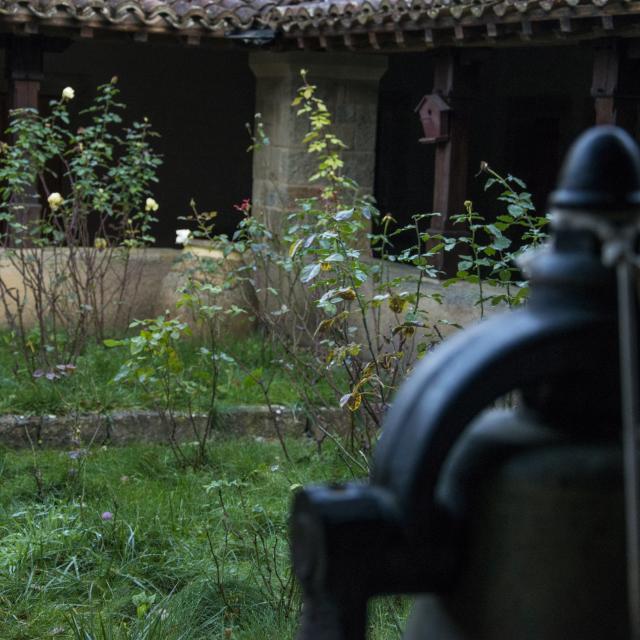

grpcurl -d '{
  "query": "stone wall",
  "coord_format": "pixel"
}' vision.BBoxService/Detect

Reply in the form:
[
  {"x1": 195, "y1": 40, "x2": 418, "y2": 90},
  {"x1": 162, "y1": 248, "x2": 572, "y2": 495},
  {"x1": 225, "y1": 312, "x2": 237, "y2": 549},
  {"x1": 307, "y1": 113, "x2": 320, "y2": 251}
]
[
  {"x1": 0, "y1": 243, "x2": 492, "y2": 338},
  {"x1": 0, "y1": 407, "x2": 348, "y2": 448},
  {"x1": 250, "y1": 52, "x2": 387, "y2": 238},
  {"x1": 0, "y1": 246, "x2": 254, "y2": 336}
]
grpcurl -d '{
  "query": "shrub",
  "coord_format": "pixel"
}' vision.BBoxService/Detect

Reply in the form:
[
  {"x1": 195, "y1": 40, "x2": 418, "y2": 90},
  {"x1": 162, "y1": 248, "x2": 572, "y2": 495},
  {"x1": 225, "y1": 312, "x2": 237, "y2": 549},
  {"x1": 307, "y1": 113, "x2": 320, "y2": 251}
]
[
  {"x1": 112, "y1": 70, "x2": 547, "y2": 466},
  {"x1": 216, "y1": 71, "x2": 548, "y2": 457},
  {"x1": 0, "y1": 78, "x2": 161, "y2": 372}
]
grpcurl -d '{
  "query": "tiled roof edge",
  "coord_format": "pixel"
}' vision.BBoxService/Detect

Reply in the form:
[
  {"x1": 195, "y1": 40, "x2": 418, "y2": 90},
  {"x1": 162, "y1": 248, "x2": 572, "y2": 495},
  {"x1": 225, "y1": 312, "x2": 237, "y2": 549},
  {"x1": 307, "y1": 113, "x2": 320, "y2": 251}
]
[{"x1": 0, "y1": 0, "x2": 635, "y2": 37}]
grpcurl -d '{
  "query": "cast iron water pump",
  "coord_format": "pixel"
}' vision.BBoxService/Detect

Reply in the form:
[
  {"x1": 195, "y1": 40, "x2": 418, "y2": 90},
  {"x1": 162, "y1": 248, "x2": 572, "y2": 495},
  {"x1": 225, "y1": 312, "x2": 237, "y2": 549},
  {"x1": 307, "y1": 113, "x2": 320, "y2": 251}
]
[{"x1": 290, "y1": 126, "x2": 640, "y2": 640}]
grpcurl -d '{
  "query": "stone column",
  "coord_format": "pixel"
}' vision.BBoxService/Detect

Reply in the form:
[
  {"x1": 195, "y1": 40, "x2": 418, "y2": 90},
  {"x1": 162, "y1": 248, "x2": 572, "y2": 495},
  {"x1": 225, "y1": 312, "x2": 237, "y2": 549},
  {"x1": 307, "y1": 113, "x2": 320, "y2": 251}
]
[{"x1": 249, "y1": 52, "x2": 387, "y2": 238}]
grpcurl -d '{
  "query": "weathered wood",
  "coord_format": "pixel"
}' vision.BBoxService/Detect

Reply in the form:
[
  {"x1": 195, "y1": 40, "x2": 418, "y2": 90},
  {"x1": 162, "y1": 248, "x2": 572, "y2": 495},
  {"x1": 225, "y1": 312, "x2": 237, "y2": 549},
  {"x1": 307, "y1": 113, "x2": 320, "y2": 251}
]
[
  {"x1": 11, "y1": 79, "x2": 39, "y2": 110},
  {"x1": 6, "y1": 36, "x2": 44, "y2": 242},
  {"x1": 602, "y1": 15, "x2": 615, "y2": 30},
  {"x1": 427, "y1": 50, "x2": 473, "y2": 274},
  {"x1": 520, "y1": 19, "x2": 533, "y2": 39},
  {"x1": 559, "y1": 15, "x2": 572, "y2": 33},
  {"x1": 592, "y1": 41, "x2": 619, "y2": 124},
  {"x1": 591, "y1": 40, "x2": 639, "y2": 132},
  {"x1": 424, "y1": 28, "x2": 434, "y2": 46}
]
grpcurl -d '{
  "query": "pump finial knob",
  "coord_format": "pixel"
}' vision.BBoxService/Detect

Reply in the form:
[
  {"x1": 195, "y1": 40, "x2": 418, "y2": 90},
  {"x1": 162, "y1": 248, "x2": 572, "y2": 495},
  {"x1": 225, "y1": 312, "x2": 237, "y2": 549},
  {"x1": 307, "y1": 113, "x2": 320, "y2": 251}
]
[{"x1": 549, "y1": 125, "x2": 640, "y2": 218}]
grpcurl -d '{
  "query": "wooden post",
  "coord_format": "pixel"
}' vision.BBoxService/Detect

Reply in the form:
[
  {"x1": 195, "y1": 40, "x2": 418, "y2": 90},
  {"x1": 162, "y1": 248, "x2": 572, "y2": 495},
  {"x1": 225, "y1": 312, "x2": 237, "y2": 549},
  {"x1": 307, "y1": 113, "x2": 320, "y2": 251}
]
[
  {"x1": 591, "y1": 40, "x2": 639, "y2": 133},
  {"x1": 7, "y1": 36, "x2": 43, "y2": 109},
  {"x1": 592, "y1": 42, "x2": 619, "y2": 125},
  {"x1": 5, "y1": 36, "x2": 44, "y2": 240},
  {"x1": 426, "y1": 50, "x2": 473, "y2": 274}
]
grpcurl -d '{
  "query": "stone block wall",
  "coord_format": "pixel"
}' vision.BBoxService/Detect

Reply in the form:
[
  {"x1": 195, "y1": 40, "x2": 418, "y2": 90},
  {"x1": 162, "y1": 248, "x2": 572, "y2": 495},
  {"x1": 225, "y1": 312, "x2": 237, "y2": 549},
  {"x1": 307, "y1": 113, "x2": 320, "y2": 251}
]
[
  {"x1": 0, "y1": 247, "x2": 255, "y2": 337},
  {"x1": 249, "y1": 52, "x2": 388, "y2": 239}
]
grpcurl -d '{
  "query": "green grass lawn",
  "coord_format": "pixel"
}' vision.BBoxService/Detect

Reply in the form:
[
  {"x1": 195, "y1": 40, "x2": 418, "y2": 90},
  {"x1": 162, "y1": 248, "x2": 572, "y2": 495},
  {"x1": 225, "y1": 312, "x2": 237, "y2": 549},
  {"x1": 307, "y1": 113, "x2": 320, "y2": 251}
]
[
  {"x1": 0, "y1": 438, "x2": 407, "y2": 640},
  {"x1": 0, "y1": 335, "x2": 338, "y2": 416}
]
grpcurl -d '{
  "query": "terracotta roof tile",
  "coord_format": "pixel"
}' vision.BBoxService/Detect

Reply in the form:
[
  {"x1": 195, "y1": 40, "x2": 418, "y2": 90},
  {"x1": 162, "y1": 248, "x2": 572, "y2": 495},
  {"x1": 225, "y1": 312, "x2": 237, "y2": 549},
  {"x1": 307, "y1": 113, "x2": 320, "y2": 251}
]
[
  {"x1": 266, "y1": 0, "x2": 640, "y2": 32},
  {"x1": 0, "y1": 0, "x2": 636, "y2": 37}
]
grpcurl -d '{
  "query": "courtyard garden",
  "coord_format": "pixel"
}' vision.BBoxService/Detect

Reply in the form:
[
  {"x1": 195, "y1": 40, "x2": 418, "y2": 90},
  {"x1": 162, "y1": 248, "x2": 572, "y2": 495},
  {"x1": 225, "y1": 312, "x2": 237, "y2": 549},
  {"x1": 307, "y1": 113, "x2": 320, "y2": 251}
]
[
  {"x1": 0, "y1": 334, "x2": 333, "y2": 417},
  {"x1": 0, "y1": 438, "x2": 411, "y2": 639},
  {"x1": 0, "y1": 71, "x2": 547, "y2": 638}
]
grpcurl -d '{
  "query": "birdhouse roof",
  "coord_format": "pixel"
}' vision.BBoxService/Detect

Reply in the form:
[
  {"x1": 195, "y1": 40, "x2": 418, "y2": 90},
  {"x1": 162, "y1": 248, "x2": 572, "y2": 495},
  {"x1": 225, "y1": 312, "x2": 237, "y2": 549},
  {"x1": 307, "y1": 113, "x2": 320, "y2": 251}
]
[{"x1": 416, "y1": 94, "x2": 452, "y2": 115}]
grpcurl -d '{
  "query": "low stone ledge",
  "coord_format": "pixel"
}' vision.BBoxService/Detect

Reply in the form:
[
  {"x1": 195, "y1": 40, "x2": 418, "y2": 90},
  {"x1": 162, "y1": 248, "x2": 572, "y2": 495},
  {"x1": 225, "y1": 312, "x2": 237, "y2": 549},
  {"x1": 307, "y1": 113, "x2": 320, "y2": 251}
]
[{"x1": 0, "y1": 406, "x2": 349, "y2": 448}]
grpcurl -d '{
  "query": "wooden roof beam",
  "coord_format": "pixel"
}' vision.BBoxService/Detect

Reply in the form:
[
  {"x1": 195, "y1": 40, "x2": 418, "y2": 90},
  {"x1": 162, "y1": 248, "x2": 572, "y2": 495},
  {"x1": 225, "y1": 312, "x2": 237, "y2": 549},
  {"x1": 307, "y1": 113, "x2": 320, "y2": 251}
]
[
  {"x1": 559, "y1": 15, "x2": 572, "y2": 33},
  {"x1": 343, "y1": 32, "x2": 355, "y2": 50},
  {"x1": 424, "y1": 27, "x2": 434, "y2": 46},
  {"x1": 601, "y1": 15, "x2": 614, "y2": 31}
]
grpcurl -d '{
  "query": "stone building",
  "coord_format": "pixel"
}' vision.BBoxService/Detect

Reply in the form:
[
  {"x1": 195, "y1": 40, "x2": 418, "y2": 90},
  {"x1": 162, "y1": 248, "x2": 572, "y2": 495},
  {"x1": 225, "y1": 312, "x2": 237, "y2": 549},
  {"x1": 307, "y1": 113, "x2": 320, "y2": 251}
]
[{"x1": 0, "y1": 0, "x2": 637, "y2": 250}]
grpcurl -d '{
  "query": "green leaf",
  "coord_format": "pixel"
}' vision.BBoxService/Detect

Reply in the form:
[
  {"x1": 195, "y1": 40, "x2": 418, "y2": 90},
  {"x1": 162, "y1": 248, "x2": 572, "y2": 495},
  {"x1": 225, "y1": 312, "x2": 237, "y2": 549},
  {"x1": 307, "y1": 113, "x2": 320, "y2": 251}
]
[
  {"x1": 243, "y1": 368, "x2": 263, "y2": 388},
  {"x1": 507, "y1": 175, "x2": 527, "y2": 189},
  {"x1": 103, "y1": 339, "x2": 124, "y2": 348},
  {"x1": 491, "y1": 236, "x2": 511, "y2": 250},
  {"x1": 334, "y1": 209, "x2": 354, "y2": 221},
  {"x1": 508, "y1": 204, "x2": 524, "y2": 218},
  {"x1": 354, "y1": 269, "x2": 367, "y2": 284},
  {"x1": 289, "y1": 238, "x2": 303, "y2": 257},
  {"x1": 301, "y1": 262, "x2": 321, "y2": 283}
]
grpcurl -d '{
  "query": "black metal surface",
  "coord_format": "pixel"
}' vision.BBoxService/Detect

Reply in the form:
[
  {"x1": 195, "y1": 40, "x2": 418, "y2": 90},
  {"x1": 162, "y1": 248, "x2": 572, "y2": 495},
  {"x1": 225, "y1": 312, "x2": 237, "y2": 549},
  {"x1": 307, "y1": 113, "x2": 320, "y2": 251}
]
[
  {"x1": 290, "y1": 126, "x2": 640, "y2": 640},
  {"x1": 550, "y1": 125, "x2": 640, "y2": 214}
]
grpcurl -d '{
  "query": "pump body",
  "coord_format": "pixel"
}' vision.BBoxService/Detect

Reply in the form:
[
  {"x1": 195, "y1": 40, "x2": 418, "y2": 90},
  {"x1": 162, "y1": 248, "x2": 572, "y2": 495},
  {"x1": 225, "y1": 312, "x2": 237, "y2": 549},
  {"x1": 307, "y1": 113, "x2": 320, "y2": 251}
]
[{"x1": 290, "y1": 126, "x2": 640, "y2": 640}]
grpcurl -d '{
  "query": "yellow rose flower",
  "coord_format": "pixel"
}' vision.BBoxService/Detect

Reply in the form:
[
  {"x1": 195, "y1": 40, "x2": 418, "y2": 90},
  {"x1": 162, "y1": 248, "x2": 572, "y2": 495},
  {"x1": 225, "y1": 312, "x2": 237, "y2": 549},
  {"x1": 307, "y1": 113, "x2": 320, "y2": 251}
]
[{"x1": 48, "y1": 192, "x2": 63, "y2": 211}]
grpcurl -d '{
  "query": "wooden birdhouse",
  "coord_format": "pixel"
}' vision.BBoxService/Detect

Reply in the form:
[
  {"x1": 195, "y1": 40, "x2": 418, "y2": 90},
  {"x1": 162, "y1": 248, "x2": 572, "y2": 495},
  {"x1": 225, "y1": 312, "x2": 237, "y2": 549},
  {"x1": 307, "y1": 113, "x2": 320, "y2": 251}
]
[{"x1": 416, "y1": 93, "x2": 452, "y2": 144}]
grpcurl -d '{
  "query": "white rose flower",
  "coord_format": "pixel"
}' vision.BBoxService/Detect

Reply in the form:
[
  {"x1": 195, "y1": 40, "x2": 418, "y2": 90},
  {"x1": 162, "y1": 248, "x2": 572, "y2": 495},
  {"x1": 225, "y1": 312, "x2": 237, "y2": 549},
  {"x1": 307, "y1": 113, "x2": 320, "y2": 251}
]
[
  {"x1": 145, "y1": 197, "x2": 159, "y2": 212},
  {"x1": 48, "y1": 192, "x2": 64, "y2": 211},
  {"x1": 175, "y1": 229, "x2": 191, "y2": 246},
  {"x1": 61, "y1": 87, "x2": 75, "y2": 100}
]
